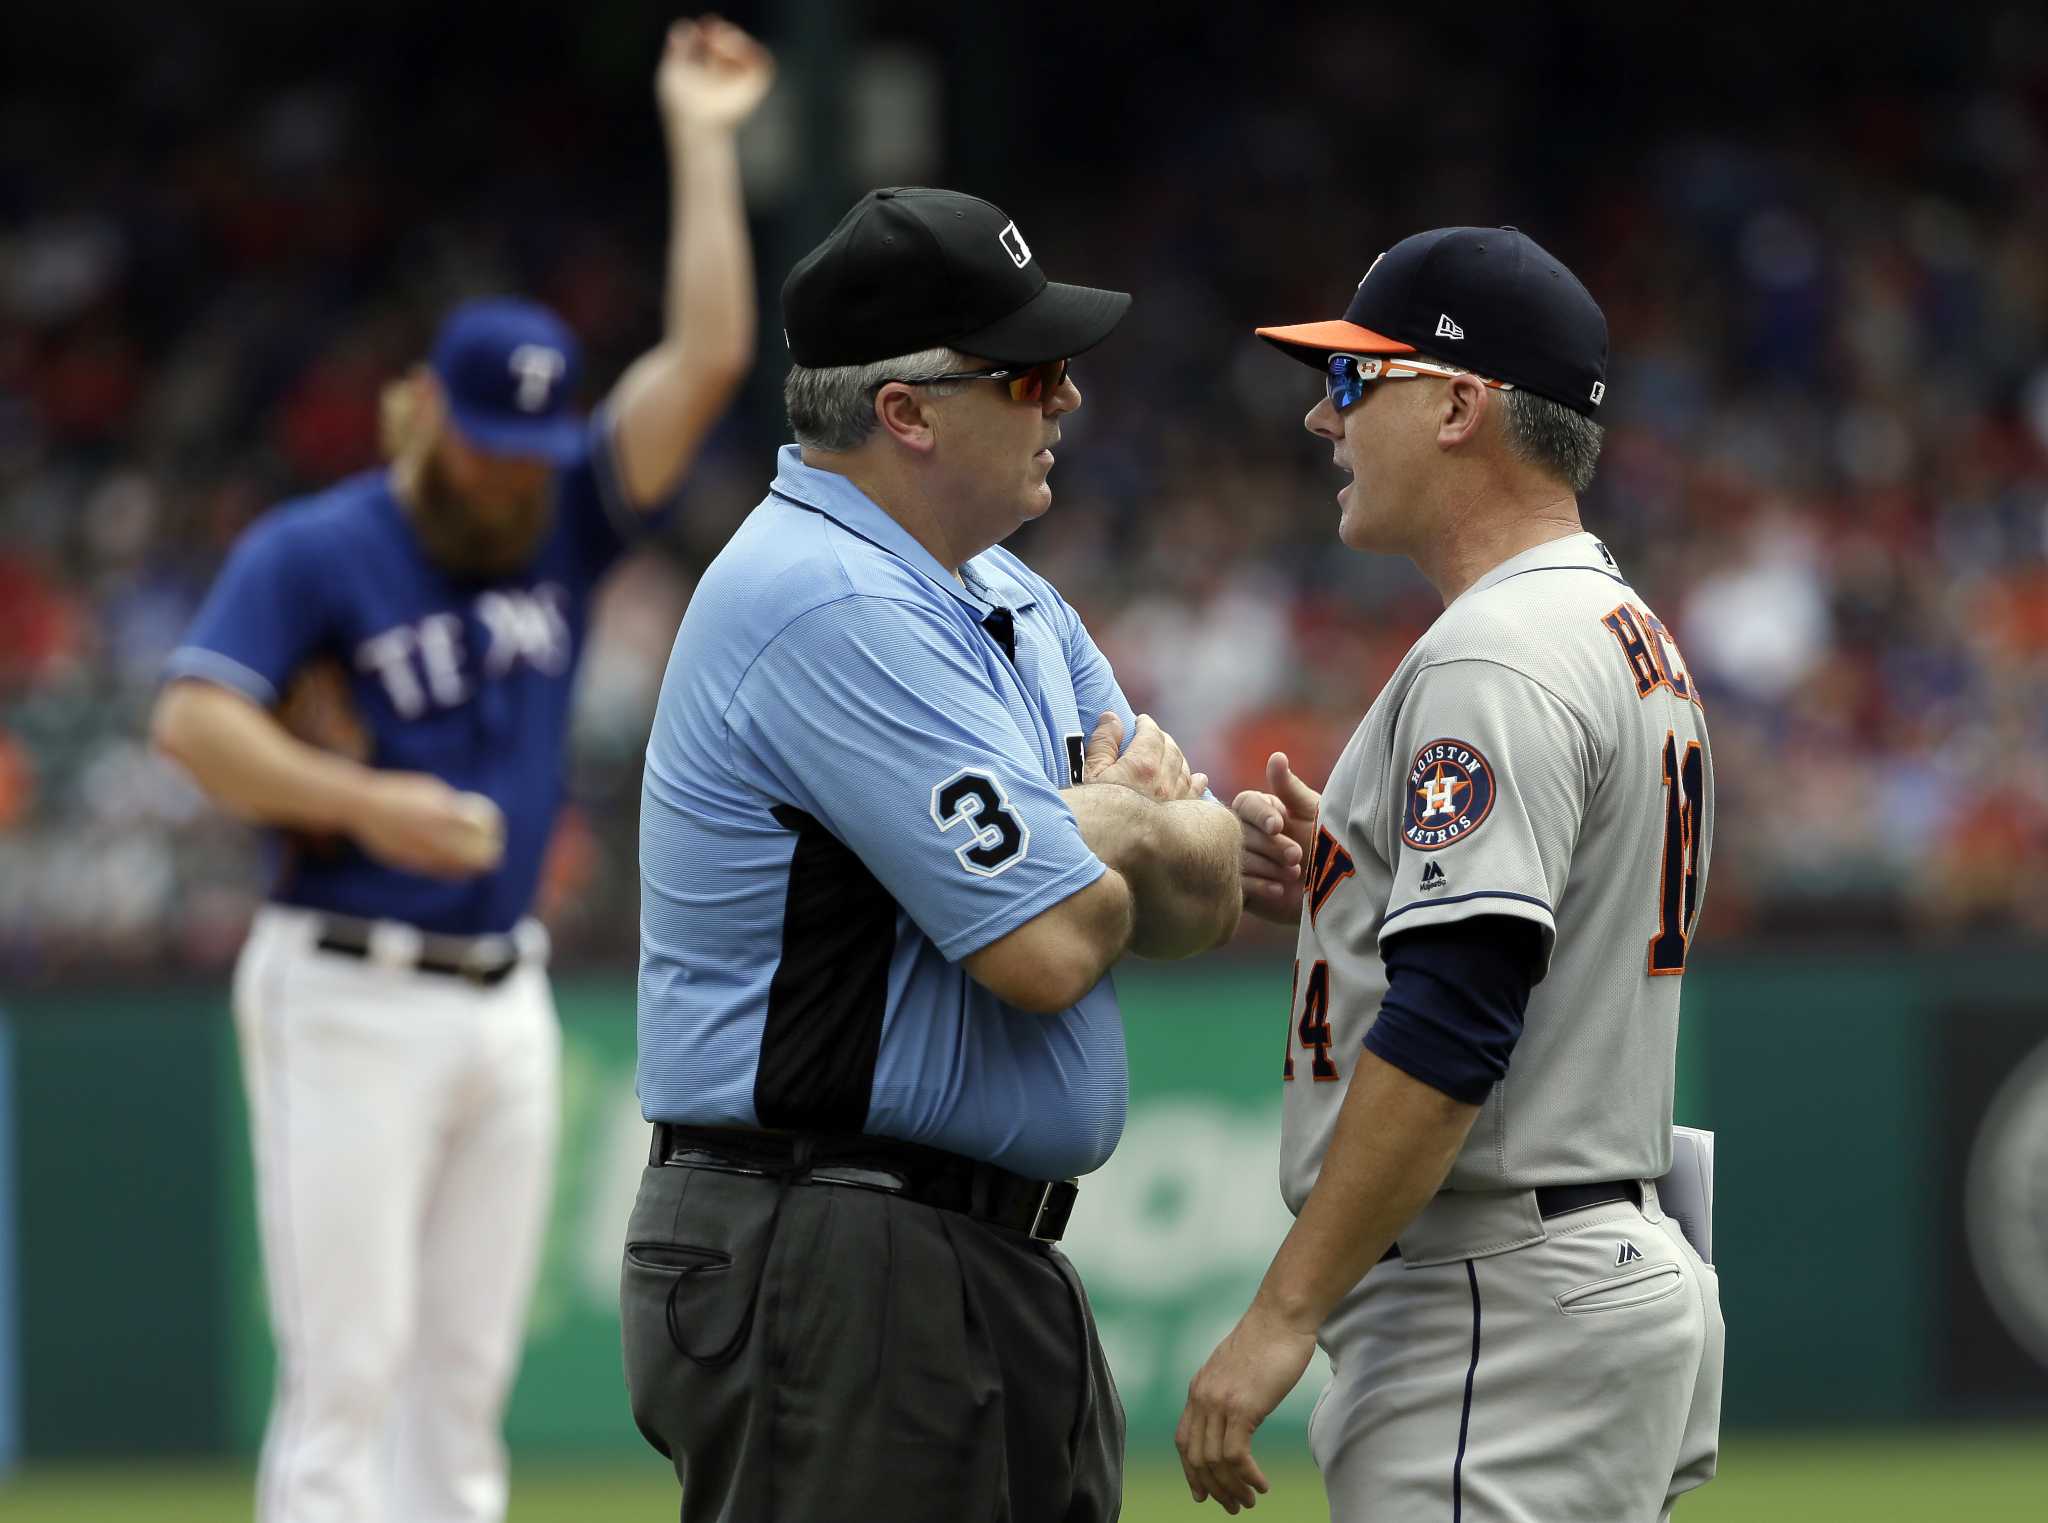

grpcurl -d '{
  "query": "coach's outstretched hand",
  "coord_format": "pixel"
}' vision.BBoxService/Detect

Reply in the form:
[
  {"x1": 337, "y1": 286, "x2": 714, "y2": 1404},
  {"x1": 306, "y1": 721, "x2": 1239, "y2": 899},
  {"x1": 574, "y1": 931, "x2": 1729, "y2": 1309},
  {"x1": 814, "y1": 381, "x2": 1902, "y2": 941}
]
[
  {"x1": 1235, "y1": 751, "x2": 1320, "y2": 924},
  {"x1": 658, "y1": 14, "x2": 775, "y2": 131},
  {"x1": 1176, "y1": 1304, "x2": 1318, "y2": 1513}
]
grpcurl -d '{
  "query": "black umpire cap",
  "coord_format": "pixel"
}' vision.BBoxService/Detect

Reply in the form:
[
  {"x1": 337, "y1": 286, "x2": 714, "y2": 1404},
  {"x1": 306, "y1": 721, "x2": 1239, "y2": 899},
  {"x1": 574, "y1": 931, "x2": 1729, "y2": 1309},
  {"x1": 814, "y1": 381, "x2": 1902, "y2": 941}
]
[
  {"x1": 1257, "y1": 226, "x2": 1610, "y2": 417},
  {"x1": 782, "y1": 188, "x2": 1131, "y2": 369}
]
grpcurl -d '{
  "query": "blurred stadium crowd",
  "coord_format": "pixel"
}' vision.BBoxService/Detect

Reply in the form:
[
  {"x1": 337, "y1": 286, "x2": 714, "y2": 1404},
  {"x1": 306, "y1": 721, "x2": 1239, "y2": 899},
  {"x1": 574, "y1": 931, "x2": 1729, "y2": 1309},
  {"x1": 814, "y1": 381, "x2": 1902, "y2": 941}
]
[{"x1": 3, "y1": 6, "x2": 2046, "y2": 975}]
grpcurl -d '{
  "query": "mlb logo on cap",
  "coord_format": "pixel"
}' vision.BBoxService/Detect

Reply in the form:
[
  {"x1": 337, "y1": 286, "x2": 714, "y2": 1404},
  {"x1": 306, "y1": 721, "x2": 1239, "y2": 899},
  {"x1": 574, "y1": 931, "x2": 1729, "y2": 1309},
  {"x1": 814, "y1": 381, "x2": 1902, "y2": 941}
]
[
  {"x1": 429, "y1": 298, "x2": 586, "y2": 462},
  {"x1": 781, "y1": 187, "x2": 1130, "y2": 369}
]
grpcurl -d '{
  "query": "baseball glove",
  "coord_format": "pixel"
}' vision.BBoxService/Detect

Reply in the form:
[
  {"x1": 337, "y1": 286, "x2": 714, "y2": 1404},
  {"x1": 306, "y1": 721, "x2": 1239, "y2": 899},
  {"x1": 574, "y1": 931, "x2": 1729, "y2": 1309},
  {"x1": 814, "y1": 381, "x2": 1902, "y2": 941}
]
[{"x1": 275, "y1": 655, "x2": 372, "y2": 763}]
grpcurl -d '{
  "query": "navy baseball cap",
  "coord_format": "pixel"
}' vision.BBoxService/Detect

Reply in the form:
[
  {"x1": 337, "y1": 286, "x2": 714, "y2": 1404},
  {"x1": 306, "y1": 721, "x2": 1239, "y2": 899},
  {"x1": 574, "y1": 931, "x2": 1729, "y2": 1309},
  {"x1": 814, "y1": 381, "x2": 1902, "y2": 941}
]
[
  {"x1": 1257, "y1": 227, "x2": 1610, "y2": 417},
  {"x1": 782, "y1": 187, "x2": 1130, "y2": 368},
  {"x1": 428, "y1": 298, "x2": 585, "y2": 461}
]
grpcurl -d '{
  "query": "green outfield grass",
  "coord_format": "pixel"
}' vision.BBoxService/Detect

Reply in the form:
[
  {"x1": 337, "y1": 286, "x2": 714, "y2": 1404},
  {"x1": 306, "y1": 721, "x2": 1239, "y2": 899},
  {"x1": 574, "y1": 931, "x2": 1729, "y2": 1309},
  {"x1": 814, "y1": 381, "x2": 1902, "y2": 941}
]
[{"x1": 5, "y1": 1426, "x2": 2047, "y2": 1520}]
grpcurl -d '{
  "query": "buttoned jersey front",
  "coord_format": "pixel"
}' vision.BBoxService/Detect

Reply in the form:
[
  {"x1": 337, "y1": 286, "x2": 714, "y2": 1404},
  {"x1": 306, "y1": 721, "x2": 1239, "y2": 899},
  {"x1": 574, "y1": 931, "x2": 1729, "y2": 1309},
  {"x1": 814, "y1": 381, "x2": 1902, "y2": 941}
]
[{"x1": 637, "y1": 446, "x2": 1140, "y2": 1180}]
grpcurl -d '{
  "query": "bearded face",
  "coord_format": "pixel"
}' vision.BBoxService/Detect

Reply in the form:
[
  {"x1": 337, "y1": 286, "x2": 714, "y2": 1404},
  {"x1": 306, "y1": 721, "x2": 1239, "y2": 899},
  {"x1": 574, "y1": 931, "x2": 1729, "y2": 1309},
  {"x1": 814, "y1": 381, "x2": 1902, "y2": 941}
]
[{"x1": 407, "y1": 430, "x2": 559, "y2": 580}]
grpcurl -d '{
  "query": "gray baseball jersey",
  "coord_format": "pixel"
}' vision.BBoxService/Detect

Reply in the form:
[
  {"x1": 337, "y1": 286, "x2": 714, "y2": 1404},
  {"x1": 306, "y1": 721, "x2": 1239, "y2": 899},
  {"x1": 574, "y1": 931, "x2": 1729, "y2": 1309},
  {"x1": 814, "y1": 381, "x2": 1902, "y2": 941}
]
[{"x1": 1280, "y1": 531, "x2": 1713, "y2": 1212}]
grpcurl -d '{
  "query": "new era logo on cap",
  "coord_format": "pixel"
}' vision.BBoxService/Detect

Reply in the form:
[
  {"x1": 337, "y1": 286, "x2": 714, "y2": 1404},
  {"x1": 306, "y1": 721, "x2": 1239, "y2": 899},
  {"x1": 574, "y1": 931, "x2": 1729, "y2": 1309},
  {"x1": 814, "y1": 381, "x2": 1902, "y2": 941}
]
[
  {"x1": 1436, "y1": 313, "x2": 1465, "y2": 341},
  {"x1": 998, "y1": 220, "x2": 1032, "y2": 269}
]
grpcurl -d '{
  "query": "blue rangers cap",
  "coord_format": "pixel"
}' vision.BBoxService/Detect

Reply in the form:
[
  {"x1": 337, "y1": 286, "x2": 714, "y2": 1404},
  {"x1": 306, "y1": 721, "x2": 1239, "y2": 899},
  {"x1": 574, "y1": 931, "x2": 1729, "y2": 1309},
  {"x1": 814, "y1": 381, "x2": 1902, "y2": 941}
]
[{"x1": 428, "y1": 297, "x2": 585, "y2": 461}]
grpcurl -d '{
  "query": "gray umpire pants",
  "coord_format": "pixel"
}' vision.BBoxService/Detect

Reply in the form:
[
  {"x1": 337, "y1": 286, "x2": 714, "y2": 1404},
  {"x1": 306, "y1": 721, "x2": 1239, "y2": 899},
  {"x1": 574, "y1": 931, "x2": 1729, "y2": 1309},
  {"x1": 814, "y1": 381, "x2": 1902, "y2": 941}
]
[{"x1": 620, "y1": 1156, "x2": 1124, "y2": 1523}]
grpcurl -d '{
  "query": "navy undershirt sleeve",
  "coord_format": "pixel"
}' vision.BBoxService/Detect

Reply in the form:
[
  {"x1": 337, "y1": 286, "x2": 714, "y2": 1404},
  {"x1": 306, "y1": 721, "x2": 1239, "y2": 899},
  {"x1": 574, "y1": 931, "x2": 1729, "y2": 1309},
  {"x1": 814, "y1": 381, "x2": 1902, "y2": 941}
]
[{"x1": 1363, "y1": 916, "x2": 1543, "y2": 1105}]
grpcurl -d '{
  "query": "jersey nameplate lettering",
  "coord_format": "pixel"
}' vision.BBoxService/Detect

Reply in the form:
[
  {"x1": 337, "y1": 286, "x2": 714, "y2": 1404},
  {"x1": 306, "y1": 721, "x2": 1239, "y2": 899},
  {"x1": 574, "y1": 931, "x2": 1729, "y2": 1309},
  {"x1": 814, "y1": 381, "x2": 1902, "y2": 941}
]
[{"x1": 1601, "y1": 602, "x2": 1697, "y2": 704}]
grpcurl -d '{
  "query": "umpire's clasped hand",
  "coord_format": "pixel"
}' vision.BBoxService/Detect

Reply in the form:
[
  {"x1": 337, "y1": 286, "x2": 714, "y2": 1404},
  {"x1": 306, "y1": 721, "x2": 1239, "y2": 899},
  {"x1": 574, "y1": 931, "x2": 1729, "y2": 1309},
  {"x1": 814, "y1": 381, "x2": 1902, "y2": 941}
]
[{"x1": 1081, "y1": 710, "x2": 1207, "y2": 802}]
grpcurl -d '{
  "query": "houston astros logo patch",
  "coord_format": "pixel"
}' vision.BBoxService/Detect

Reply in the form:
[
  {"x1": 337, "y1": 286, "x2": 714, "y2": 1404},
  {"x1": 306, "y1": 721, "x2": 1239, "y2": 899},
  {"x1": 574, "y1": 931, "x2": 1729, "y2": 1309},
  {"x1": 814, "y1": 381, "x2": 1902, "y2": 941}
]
[{"x1": 1404, "y1": 738, "x2": 1496, "y2": 851}]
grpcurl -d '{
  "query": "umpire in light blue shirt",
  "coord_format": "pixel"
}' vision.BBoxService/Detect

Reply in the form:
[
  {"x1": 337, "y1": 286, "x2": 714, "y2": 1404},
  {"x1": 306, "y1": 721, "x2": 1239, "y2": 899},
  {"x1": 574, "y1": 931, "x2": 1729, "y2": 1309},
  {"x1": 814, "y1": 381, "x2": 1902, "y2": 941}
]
[{"x1": 625, "y1": 188, "x2": 1247, "y2": 1523}]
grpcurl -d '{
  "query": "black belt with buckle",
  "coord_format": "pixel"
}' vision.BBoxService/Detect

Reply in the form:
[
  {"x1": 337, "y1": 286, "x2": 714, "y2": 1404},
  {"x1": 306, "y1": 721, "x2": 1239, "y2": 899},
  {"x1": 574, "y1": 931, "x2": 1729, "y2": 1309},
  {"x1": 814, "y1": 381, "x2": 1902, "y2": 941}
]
[
  {"x1": 310, "y1": 914, "x2": 522, "y2": 986},
  {"x1": 1378, "y1": 1179, "x2": 1643, "y2": 1264},
  {"x1": 651, "y1": 1122, "x2": 1079, "y2": 1245}
]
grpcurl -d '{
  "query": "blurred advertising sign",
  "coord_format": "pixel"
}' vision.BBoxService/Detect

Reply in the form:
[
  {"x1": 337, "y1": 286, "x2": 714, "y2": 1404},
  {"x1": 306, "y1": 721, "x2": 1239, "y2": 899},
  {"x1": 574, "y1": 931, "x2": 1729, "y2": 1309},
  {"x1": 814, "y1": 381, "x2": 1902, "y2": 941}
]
[
  {"x1": 0, "y1": 1016, "x2": 18, "y2": 1476},
  {"x1": 1950, "y1": 1006, "x2": 2048, "y2": 1398}
]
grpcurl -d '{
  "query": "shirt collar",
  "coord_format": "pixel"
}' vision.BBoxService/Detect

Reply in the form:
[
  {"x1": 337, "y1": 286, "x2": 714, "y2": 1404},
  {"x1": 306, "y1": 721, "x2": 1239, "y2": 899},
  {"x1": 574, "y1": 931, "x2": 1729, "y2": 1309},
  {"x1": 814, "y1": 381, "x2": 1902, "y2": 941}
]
[
  {"x1": 960, "y1": 553, "x2": 1040, "y2": 614},
  {"x1": 1460, "y1": 530, "x2": 1625, "y2": 601},
  {"x1": 768, "y1": 444, "x2": 1039, "y2": 614}
]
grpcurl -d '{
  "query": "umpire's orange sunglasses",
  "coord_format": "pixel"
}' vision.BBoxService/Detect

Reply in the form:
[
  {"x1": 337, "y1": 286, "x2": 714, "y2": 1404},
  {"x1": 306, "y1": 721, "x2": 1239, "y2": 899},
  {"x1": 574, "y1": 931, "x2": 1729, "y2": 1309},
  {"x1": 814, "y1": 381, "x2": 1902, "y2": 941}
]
[{"x1": 890, "y1": 358, "x2": 1071, "y2": 404}]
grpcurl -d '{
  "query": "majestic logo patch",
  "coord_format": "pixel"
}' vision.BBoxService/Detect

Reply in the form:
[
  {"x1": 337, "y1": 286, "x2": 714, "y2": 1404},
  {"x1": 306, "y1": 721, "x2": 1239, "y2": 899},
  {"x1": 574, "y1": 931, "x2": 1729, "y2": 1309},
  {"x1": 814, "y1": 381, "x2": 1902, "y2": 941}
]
[
  {"x1": 1420, "y1": 861, "x2": 1449, "y2": 893},
  {"x1": 1403, "y1": 738, "x2": 1496, "y2": 852},
  {"x1": 1617, "y1": 1241, "x2": 1644, "y2": 1266}
]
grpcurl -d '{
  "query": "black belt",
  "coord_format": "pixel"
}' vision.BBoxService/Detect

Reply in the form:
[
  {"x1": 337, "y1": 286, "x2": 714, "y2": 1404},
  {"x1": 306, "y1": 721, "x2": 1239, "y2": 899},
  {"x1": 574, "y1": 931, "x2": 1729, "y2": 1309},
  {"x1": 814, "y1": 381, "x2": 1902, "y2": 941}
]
[
  {"x1": 1377, "y1": 1180, "x2": 1643, "y2": 1264},
  {"x1": 311, "y1": 914, "x2": 522, "y2": 986},
  {"x1": 651, "y1": 1123, "x2": 1079, "y2": 1245}
]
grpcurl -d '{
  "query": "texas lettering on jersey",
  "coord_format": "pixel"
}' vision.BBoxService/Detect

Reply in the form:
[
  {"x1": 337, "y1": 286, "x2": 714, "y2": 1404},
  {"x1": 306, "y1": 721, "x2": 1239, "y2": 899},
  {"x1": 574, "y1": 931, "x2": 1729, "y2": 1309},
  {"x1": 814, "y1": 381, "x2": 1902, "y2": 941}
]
[{"x1": 355, "y1": 584, "x2": 572, "y2": 718}]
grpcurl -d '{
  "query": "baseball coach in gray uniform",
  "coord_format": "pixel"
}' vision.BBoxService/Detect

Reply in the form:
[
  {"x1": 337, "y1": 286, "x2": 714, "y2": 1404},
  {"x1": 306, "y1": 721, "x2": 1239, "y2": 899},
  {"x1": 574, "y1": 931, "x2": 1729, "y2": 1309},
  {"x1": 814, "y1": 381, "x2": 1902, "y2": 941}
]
[
  {"x1": 624, "y1": 187, "x2": 1245, "y2": 1522},
  {"x1": 1176, "y1": 228, "x2": 1724, "y2": 1520}
]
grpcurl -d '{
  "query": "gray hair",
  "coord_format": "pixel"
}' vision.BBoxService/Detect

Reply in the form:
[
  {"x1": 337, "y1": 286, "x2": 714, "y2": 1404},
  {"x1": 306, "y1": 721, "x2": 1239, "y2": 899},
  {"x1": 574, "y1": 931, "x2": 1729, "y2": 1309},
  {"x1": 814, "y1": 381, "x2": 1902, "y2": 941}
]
[
  {"x1": 784, "y1": 345, "x2": 972, "y2": 453},
  {"x1": 1498, "y1": 387, "x2": 1605, "y2": 494}
]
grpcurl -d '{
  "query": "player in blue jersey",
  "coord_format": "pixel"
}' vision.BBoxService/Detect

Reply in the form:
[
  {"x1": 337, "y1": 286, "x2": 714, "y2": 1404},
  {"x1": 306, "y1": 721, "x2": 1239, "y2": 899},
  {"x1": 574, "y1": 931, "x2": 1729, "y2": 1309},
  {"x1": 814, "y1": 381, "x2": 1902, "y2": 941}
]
[
  {"x1": 623, "y1": 187, "x2": 1251, "y2": 1523},
  {"x1": 148, "y1": 20, "x2": 773, "y2": 1523}
]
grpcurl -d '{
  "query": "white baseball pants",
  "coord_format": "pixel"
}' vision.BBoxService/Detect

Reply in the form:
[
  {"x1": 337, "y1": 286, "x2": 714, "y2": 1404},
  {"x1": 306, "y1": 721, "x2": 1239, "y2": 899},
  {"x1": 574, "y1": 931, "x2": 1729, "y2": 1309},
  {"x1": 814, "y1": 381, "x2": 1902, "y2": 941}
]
[{"x1": 232, "y1": 906, "x2": 560, "y2": 1523}]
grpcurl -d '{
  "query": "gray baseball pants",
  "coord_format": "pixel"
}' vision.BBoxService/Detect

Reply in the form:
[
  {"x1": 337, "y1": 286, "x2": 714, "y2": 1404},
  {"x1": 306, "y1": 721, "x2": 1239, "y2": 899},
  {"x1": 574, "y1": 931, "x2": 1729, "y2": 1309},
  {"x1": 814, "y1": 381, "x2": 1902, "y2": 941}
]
[{"x1": 1310, "y1": 1180, "x2": 1723, "y2": 1522}]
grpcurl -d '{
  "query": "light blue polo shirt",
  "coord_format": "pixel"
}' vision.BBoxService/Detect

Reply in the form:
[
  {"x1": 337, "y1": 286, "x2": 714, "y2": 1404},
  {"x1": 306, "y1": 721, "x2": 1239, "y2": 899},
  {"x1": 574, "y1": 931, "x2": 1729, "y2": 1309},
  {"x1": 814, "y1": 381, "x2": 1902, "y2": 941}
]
[{"x1": 636, "y1": 446, "x2": 1140, "y2": 1180}]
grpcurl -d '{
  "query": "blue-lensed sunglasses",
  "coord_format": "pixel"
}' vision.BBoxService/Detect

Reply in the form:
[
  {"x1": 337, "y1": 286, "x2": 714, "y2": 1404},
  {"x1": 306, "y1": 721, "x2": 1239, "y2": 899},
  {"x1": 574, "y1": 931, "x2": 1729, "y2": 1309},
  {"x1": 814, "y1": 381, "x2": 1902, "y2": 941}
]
[{"x1": 1324, "y1": 352, "x2": 1514, "y2": 410}]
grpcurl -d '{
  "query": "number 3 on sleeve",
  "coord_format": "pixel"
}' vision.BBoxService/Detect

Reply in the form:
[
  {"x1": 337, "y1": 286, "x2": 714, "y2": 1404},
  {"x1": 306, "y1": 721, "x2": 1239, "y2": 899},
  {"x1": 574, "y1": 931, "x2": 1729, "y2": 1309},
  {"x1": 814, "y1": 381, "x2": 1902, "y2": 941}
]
[{"x1": 931, "y1": 768, "x2": 1030, "y2": 878}]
